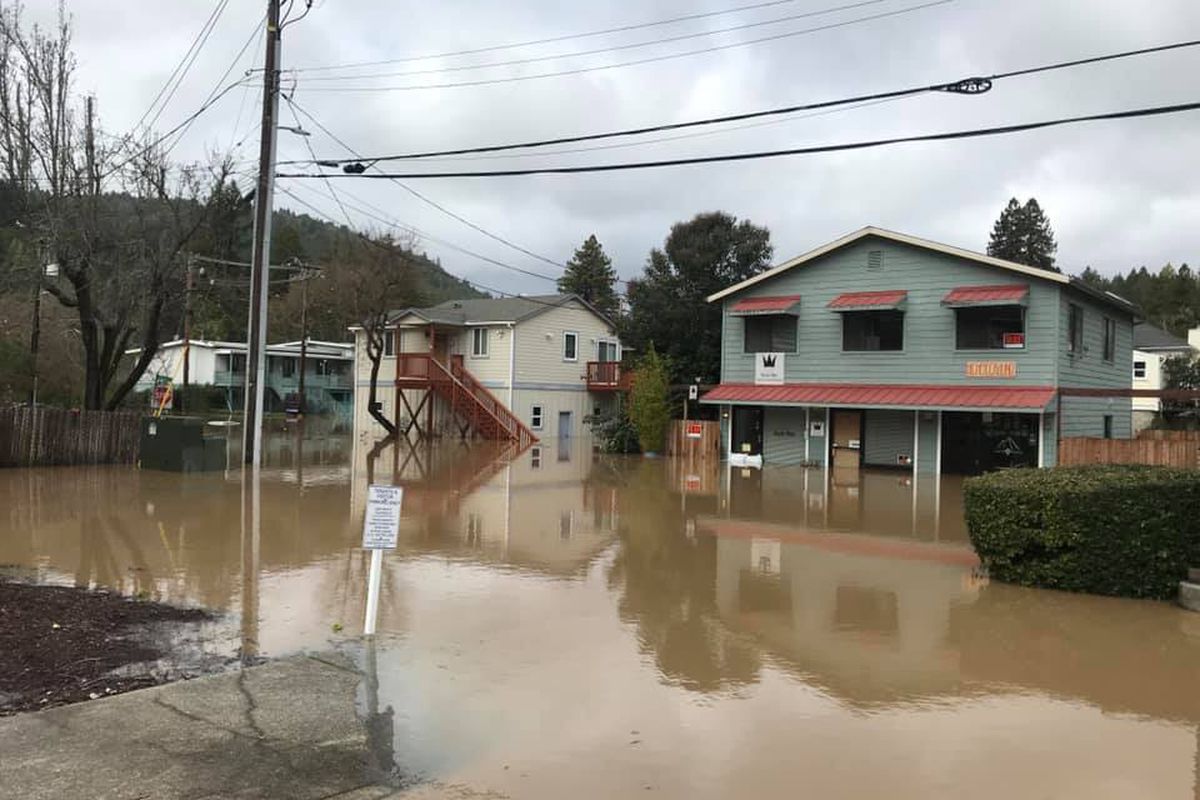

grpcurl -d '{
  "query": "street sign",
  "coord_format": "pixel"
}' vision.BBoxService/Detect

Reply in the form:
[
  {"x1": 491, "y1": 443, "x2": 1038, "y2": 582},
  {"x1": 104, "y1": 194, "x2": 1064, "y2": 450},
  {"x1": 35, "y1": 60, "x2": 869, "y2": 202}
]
[
  {"x1": 688, "y1": 384, "x2": 699, "y2": 400},
  {"x1": 362, "y1": 486, "x2": 403, "y2": 550},
  {"x1": 362, "y1": 485, "x2": 403, "y2": 637}
]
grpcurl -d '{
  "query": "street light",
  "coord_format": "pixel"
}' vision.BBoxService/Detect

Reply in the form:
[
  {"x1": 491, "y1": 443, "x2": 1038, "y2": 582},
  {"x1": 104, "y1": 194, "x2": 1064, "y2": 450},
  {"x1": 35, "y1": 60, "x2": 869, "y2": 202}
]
[{"x1": 277, "y1": 125, "x2": 310, "y2": 137}]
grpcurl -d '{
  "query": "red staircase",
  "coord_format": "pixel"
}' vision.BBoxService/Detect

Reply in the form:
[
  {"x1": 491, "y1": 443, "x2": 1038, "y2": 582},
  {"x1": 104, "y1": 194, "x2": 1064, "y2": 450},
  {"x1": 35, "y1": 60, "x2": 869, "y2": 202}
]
[{"x1": 395, "y1": 354, "x2": 538, "y2": 447}]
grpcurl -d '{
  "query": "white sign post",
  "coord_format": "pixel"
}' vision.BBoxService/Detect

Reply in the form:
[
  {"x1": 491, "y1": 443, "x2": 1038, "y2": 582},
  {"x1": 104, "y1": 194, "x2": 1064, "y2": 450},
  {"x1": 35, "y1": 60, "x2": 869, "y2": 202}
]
[{"x1": 362, "y1": 485, "x2": 403, "y2": 637}]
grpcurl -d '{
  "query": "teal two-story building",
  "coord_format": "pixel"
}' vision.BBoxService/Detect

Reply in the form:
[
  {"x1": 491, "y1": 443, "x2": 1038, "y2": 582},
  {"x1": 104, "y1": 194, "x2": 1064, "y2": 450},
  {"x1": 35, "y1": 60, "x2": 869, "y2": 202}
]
[{"x1": 701, "y1": 227, "x2": 1137, "y2": 474}]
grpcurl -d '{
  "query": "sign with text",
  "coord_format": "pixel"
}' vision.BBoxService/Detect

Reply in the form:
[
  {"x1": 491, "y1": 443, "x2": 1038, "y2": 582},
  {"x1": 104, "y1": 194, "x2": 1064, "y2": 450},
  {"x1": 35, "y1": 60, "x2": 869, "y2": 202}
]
[
  {"x1": 362, "y1": 486, "x2": 403, "y2": 550},
  {"x1": 685, "y1": 422, "x2": 704, "y2": 439},
  {"x1": 754, "y1": 352, "x2": 785, "y2": 385},
  {"x1": 966, "y1": 361, "x2": 1017, "y2": 379},
  {"x1": 1002, "y1": 332, "x2": 1025, "y2": 349}
]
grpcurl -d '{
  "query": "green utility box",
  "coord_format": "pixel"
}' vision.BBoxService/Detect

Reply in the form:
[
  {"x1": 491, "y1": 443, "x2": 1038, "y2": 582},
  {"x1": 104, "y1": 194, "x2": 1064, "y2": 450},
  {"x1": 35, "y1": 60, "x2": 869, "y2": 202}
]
[{"x1": 140, "y1": 416, "x2": 227, "y2": 472}]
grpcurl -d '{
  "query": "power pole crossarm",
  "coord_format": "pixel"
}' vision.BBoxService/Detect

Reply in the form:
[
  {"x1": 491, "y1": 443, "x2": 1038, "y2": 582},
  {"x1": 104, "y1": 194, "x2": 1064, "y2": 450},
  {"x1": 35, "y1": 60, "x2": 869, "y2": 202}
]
[{"x1": 243, "y1": 1, "x2": 282, "y2": 466}]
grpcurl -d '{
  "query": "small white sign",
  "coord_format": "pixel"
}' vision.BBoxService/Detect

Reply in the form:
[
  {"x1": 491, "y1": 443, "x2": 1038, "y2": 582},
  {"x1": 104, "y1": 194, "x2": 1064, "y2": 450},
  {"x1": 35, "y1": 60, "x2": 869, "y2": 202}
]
[
  {"x1": 754, "y1": 352, "x2": 785, "y2": 385},
  {"x1": 362, "y1": 485, "x2": 403, "y2": 550},
  {"x1": 809, "y1": 420, "x2": 825, "y2": 437},
  {"x1": 688, "y1": 384, "x2": 699, "y2": 400}
]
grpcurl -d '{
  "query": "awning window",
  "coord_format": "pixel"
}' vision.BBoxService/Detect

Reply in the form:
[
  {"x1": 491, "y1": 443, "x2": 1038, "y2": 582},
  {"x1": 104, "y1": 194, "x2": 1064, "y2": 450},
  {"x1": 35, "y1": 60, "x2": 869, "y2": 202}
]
[
  {"x1": 941, "y1": 284, "x2": 1029, "y2": 307},
  {"x1": 827, "y1": 290, "x2": 907, "y2": 311},
  {"x1": 729, "y1": 294, "x2": 802, "y2": 316}
]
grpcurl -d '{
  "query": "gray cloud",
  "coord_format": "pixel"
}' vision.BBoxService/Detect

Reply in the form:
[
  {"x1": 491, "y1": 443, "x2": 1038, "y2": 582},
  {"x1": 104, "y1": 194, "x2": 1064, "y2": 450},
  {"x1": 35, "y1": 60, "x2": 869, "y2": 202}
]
[{"x1": 29, "y1": 0, "x2": 1200, "y2": 293}]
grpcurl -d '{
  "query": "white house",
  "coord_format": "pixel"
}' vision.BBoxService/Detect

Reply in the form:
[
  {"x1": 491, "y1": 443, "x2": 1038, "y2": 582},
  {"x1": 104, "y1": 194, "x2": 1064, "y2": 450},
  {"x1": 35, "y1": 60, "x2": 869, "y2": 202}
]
[
  {"x1": 129, "y1": 338, "x2": 354, "y2": 414},
  {"x1": 1131, "y1": 323, "x2": 1199, "y2": 431},
  {"x1": 351, "y1": 294, "x2": 626, "y2": 446}
]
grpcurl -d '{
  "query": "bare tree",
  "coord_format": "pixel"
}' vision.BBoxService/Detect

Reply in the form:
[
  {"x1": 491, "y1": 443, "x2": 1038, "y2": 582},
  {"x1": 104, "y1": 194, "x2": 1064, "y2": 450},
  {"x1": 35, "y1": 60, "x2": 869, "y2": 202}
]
[
  {"x1": 334, "y1": 232, "x2": 422, "y2": 437},
  {"x1": 0, "y1": 3, "x2": 231, "y2": 409}
]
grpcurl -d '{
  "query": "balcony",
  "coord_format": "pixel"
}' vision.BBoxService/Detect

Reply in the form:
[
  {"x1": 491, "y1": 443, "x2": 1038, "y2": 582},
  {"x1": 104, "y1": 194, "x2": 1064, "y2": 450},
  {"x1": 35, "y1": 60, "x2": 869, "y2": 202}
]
[{"x1": 586, "y1": 361, "x2": 632, "y2": 392}]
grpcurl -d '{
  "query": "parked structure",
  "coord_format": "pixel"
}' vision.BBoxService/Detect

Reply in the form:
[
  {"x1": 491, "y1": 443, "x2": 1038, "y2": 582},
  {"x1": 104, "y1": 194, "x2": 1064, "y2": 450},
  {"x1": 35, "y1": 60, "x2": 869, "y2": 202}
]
[
  {"x1": 130, "y1": 339, "x2": 354, "y2": 415},
  {"x1": 352, "y1": 294, "x2": 626, "y2": 446},
  {"x1": 701, "y1": 227, "x2": 1138, "y2": 474},
  {"x1": 1131, "y1": 323, "x2": 1199, "y2": 431}
]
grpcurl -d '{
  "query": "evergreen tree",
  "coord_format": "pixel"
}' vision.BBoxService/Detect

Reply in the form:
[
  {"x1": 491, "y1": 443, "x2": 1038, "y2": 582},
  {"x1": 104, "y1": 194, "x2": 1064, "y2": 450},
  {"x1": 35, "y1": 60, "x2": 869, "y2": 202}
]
[
  {"x1": 628, "y1": 345, "x2": 672, "y2": 454},
  {"x1": 987, "y1": 197, "x2": 1059, "y2": 272},
  {"x1": 558, "y1": 234, "x2": 620, "y2": 319}
]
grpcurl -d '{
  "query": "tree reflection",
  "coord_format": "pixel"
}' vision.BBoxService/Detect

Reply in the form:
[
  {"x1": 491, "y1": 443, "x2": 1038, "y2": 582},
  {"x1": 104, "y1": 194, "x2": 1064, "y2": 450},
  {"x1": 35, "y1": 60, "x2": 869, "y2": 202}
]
[{"x1": 604, "y1": 459, "x2": 760, "y2": 693}]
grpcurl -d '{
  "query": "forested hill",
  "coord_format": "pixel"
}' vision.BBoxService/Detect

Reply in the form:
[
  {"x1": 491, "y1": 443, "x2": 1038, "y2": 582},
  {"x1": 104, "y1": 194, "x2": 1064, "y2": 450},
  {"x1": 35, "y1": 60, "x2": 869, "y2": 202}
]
[{"x1": 1078, "y1": 263, "x2": 1199, "y2": 337}]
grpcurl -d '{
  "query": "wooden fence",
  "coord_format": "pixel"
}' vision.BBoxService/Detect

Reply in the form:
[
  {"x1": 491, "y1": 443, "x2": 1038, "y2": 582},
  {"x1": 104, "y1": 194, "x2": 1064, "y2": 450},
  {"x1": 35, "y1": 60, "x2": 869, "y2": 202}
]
[
  {"x1": 665, "y1": 419, "x2": 721, "y2": 459},
  {"x1": 1058, "y1": 436, "x2": 1200, "y2": 468},
  {"x1": 0, "y1": 406, "x2": 142, "y2": 468},
  {"x1": 1136, "y1": 429, "x2": 1200, "y2": 442}
]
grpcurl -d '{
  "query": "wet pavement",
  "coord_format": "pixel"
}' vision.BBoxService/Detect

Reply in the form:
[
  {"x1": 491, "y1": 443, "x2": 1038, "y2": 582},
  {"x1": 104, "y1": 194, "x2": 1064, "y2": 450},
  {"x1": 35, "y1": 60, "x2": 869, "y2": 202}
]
[{"x1": 1, "y1": 431, "x2": 1199, "y2": 798}]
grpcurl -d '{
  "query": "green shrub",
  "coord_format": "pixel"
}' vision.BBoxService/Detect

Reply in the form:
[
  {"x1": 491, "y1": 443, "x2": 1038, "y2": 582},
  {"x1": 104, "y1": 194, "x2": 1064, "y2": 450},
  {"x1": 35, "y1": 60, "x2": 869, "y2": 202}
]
[
  {"x1": 964, "y1": 466, "x2": 1200, "y2": 600},
  {"x1": 585, "y1": 406, "x2": 639, "y2": 454},
  {"x1": 628, "y1": 346, "x2": 671, "y2": 454}
]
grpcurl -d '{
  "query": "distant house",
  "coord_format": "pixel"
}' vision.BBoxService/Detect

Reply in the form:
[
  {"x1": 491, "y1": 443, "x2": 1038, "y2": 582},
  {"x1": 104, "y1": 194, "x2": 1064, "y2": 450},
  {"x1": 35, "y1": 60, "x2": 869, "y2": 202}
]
[
  {"x1": 129, "y1": 338, "x2": 354, "y2": 415},
  {"x1": 1132, "y1": 323, "x2": 1199, "y2": 431},
  {"x1": 701, "y1": 227, "x2": 1139, "y2": 474},
  {"x1": 351, "y1": 294, "x2": 625, "y2": 445}
]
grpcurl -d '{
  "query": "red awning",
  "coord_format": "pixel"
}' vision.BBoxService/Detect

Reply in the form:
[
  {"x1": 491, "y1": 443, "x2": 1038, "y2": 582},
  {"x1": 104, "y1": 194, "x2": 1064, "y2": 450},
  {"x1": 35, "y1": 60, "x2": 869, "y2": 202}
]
[
  {"x1": 827, "y1": 290, "x2": 907, "y2": 310},
  {"x1": 729, "y1": 294, "x2": 802, "y2": 315},
  {"x1": 701, "y1": 383, "x2": 1056, "y2": 410},
  {"x1": 942, "y1": 284, "x2": 1029, "y2": 306}
]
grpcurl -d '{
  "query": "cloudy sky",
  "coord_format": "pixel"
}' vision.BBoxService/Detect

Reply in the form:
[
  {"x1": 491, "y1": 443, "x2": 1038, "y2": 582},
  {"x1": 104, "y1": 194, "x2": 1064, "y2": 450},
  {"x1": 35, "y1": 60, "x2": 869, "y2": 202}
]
[{"x1": 30, "y1": 0, "x2": 1200, "y2": 294}]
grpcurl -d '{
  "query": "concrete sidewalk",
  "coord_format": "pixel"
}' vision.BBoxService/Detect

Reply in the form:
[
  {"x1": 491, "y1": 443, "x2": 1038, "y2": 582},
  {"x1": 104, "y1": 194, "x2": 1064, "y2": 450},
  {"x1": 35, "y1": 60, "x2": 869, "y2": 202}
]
[{"x1": 0, "y1": 654, "x2": 477, "y2": 800}]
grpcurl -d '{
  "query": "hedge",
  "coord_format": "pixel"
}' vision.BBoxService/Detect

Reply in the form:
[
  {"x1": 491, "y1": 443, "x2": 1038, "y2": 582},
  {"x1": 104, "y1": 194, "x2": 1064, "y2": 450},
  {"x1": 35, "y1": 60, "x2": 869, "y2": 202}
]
[{"x1": 963, "y1": 465, "x2": 1200, "y2": 600}]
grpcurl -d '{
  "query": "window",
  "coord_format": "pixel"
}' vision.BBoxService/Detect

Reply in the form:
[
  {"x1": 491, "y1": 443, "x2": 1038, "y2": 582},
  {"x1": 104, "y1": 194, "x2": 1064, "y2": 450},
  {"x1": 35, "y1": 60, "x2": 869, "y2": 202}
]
[
  {"x1": 281, "y1": 358, "x2": 296, "y2": 378},
  {"x1": 1103, "y1": 415, "x2": 1114, "y2": 439},
  {"x1": 471, "y1": 327, "x2": 489, "y2": 357},
  {"x1": 563, "y1": 331, "x2": 578, "y2": 361},
  {"x1": 530, "y1": 404, "x2": 543, "y2": 430},
  {"x1": 842, "y1": 310, "x2": 904, "y2": 351},
  {"x1": 231, "y1": 354, "x2": 246, "y2": 373},
  {"x1": 1067, "y1": 303, "x2": 1083, "y2": 354},
  {"x1": 530, "y1": 446, "x2": 542, "y2": 469},
  {"x1": 383, "y1": 331, "x2": 395, "y2": 357},
  {"x1": 1133, "y1": 360, "x2": 1147, "y2": 380},
  {"x1": 1103, "y1": 317, "x2": 1116, "y2": 362},
  {"x1": 743, "y1": 314, "x2": 797, "y2": 353},
  {"x1": 597, "y1": 340, "x2": 618, "y2": 362},
  {"x1": 955, "y1": 306, "x2": 1026, "y2": 350}
]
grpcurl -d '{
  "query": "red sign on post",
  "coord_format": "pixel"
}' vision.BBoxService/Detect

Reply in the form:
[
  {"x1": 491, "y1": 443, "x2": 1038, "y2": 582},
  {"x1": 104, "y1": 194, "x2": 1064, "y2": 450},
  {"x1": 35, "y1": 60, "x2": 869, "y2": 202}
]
[{"x1": 685, "y1": 422, "x2": 703, "y2": 439}]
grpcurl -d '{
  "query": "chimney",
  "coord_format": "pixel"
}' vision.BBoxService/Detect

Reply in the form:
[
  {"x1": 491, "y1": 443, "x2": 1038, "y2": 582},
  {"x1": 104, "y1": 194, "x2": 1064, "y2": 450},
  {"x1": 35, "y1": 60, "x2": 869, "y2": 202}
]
[{"x1": 1188, "y1": 326, "x2": 1200, "y2": 352}]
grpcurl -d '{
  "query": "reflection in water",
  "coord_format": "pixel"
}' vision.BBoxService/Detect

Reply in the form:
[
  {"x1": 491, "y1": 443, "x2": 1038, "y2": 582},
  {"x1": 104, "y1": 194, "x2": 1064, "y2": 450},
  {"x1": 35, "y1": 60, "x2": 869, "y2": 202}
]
[{"x1": 1, "y1": 439, "x2": 1199, "y2": 797}]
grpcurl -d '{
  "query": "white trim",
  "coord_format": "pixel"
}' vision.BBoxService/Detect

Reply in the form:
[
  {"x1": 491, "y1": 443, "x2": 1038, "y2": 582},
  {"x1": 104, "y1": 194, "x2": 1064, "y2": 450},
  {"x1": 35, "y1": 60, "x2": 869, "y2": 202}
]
[
  {"x1": 935, "y1": 410, "x2": 943, "y2": 475},
  {"x1": 507, "y1": 322, "x2": 516, "y2": 407},
  {"x1": 824, "y1": 408, "x2": 831, "y2": 468},
  {"x1": 706, "y1": 226, "x2": 1069, "y2": 303},
  {"x1": 530, "y1": 404, "x2": 544, "y2": 431},
  {"x1": 470, "y1": 327, "x2": 490, "y2": 358},
  {"x1": 912, "y1": 410, "x2": 920, "y2": 474},
  {"x1": 1037, "y1": 411, "x2": 1045, "y2": 468},
  {"x1": 562, "y1": 330, "x2": 579, "y2": 362},
  {"x1": 724, "y1": 404, "x2": 733, "y2": 458},
  {"x1": 804, "y1": 406, "x2": 811, "y2": 463}
]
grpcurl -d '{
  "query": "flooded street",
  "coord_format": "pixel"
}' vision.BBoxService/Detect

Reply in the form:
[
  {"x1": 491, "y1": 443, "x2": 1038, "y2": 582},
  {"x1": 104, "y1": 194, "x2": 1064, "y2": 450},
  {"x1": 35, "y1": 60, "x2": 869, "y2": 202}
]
[{"x1": 2, "y1": 433, "x2": 1199, "y2": 798}]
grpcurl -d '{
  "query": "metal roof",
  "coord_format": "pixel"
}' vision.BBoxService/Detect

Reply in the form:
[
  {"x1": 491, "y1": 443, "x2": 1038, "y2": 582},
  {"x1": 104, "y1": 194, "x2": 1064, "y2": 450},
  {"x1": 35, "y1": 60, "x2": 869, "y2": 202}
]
[
  {"x1": 729, "y1": 295, "x2": 802, "y2": 315},
  {"x1": 827, "y1": 290, "x2": 908, "y2": 310},
  {"x1": 941, "y1": 284, "x2": 1029, "y2": 306},
  {"x1": 701, "y1": 382, "x2": 1057, "y2": 411},
  {"x1": 1133, "y1": 322, "x2": 1192, "y2": 351}
]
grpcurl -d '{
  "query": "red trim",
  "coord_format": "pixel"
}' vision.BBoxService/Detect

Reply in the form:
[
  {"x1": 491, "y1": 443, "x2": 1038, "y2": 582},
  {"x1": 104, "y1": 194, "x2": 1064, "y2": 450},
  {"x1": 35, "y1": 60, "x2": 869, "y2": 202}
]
[
  {"x1": 730, "y1": 294, "x2": 802, "y2": 313},
  {"x1": 942, "y1": 284, "x2": 1029, "y2": 305},
  {"x1": 702, "y1": 382, "x2": 1056, "y2": 410},
  {"x1": 827, "y1": 290, "x2": 907, "y2": 309}
]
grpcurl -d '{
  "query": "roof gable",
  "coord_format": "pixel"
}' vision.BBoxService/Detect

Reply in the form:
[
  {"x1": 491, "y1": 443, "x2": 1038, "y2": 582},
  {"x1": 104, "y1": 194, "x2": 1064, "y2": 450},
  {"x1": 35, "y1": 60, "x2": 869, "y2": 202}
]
[{"x1": 384, "y1": 293, "x2": 616, "y2": 329}]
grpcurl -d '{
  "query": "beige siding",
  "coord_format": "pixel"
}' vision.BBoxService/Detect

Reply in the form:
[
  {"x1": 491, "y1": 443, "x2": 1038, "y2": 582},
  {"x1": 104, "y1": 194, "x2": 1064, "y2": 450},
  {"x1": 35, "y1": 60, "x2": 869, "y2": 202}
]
[
  {"x1": 460, "y1": 326, "x2": 513, "y2": 387},
  {"x1": 513, "y1": 300, "x2": 619, "y2": 388}
]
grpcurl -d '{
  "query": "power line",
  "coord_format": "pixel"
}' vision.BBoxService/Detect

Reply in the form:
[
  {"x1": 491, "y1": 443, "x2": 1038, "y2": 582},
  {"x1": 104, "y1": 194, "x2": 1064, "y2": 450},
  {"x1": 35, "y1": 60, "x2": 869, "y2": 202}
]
[
  {"x1": 276, "y1": 100, "x2": 1200, "y2": 180},
  {"x1": 288, "y1": 0, "x2": 831, "y2": 72},
  {"x1": 284, "y1": 38, "x2": 1200, "y2": 168},
  {"x1": 285, "y1": 98, "x2": 569, "y2": 268},
  {"x1": 294, "y1": 0, "x2": 953, "y2": 93},
  {"x1": 133, "y1": 0, "x2": 229, "y2": 132},
  {"x1": 291, "y1": 0, "x2": 891, "y2": 83}
]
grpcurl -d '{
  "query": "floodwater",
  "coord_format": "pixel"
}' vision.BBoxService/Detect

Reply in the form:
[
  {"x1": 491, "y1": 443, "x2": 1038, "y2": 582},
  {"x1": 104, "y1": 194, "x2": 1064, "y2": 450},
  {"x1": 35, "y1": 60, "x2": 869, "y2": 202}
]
[{"x1": 1, "y1": 430, "x2": 1199, "y2": 798}]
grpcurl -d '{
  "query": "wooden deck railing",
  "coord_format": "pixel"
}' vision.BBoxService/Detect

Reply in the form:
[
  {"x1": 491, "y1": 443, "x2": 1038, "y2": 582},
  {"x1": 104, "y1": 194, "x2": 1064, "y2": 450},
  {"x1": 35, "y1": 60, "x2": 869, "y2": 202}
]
[
  {"x1": 395, "y1": 353, "x2": 537, "y2": 446},
  {"x1": 586, "y1": 361, "x2": 632, "y2": 391}
]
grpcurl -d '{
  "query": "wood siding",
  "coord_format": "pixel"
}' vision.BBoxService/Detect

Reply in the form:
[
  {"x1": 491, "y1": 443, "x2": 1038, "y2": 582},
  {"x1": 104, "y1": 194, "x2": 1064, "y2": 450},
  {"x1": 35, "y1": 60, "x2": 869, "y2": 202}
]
[
  {"x1": 513, "y1": 300, "x2": 619, "y2": 388},
  {"x1": 1056, "y1": 288, "x2": 1134, "y2": 438},
  {"x1": 1058, "y1": 436, "x2": 1198, "y2": 468}
]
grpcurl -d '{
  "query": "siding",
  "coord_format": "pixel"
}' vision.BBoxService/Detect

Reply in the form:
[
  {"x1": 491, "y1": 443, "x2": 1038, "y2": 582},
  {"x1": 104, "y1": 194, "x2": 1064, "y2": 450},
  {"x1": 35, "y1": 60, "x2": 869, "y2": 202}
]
[
  {"x1": 721, "y1": 239, "x2": 1061, "y2": 387},
  {"x1": 863, "y1": 410, "x2": 914, "y2": 467},
  {"x1": 763, "y1": 407, "x2": 808, "y2": 465},
  {"x1": 916, "y1": 411, "x2": 939, "y2": 474},
  {"x1": 1057, "y1": 287, "x2": 1135, "y2": 439},
  {"x1": 514, "y1": 300, "x2": 620, "y2": 388}
]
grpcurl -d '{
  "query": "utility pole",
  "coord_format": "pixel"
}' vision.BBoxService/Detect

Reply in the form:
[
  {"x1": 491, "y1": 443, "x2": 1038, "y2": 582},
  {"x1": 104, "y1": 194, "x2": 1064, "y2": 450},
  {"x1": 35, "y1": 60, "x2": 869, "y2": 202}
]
[
  {"x1": 182, "y1": 254, "x2": 195, "y2": 395},
  {"x1": 28, "y1": 251, "x2": 41, "y2": 407},
  {"x1": 243, "y1": 0, "x2": 282, "y2": 466},
  {"x1": 297, "y1": 269, "x2": 308, "y2": 416}
]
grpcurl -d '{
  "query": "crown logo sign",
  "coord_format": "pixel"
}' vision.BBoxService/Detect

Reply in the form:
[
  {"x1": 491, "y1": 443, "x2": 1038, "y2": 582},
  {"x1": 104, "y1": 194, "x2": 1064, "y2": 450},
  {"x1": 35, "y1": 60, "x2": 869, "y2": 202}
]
[{"x1": 761, "y1": 354, "x2": 777, "y2": 368}]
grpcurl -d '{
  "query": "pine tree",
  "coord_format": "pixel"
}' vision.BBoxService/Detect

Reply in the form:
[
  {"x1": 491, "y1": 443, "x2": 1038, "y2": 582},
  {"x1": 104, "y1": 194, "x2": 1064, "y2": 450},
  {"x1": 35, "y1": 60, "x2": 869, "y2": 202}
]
[
  {"x1": 558, "y1": 234, "x2": 620, "y2": 319},
  {"x1": 987, "y1": 197, "x2": 1059, "y2": 272}
]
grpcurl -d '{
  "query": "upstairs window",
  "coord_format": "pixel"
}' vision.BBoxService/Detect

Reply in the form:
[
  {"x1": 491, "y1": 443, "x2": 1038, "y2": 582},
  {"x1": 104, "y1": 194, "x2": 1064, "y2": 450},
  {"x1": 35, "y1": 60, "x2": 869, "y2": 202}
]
[
  {"x1": 842, "y1": 311, "x2": 904, "y2": 352},
  {"x1": 471, "y1": 327, "x2": 489, "y2": 357},
  {"x1": 383, "y1": 331, "x2": 395, "y2": 357},
  {"x1": 531, "y1": 404, "x2": 543, "y2": 430},
  {"x1": 563, "y1": 331, "x2": 578, "y2": 361},
  {"x1": 597, "y1": 340, "x2": 619, "y2": 362},
  {"x1": 743, "y1": 314, "x2": 797, "y2": 353},
  {"x1": 1103, "y1": 317, "x2": 1117, "y2": 362},
  {"x1": 955, "y1": 306, "x2": 1026, "y2": 350},
  {"x1": 1067, "y1": 304, "x2": 1083, "y2": 354},
  {"x1": 1133, "y1": 360, "x2": 1147, "y2": 380}
]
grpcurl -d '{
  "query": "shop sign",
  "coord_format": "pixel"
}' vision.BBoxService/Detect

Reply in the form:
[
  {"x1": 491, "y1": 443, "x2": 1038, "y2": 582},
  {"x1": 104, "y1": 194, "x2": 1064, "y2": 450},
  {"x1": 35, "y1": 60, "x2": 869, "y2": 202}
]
[
  {"x1": 1002, "y1": 332, "x2": 1025, "y2": 349},
  {"x1": 685, "y1": 422, "x2": 703, "y2": 439},
  {"x1": 966, "y1": 361, "x2": 1017, "y2": 378},
  {"x1": 754, "y1": 352, "x2": 785, "y2": 385}
]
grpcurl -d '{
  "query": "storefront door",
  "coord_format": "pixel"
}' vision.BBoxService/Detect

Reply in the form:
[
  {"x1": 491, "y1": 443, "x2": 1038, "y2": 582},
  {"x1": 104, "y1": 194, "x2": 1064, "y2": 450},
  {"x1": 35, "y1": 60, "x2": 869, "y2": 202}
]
[
  {"x1": 941, "y1": 412, "x2": 1039, "y2": 474},
  {"x1": 731, "y1": 407, "x2": 764, "y2": 455},
  {"x1": 831, "y1": 410, "x2": 863, "y2": 469}
]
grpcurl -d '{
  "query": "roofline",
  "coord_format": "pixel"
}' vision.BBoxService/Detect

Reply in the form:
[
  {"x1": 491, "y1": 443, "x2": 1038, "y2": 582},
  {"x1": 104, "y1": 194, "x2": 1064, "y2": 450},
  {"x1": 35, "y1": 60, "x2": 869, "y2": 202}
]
[
  {"x1": 1135, "y1": 345, "x2": 1195, "y2": 353},
  {"x1": 364, "y1": 294, "x2": 618, "y2": 331},
  {"x1": 706, "y1": 225, "x2": 1072, "y2": 302}
]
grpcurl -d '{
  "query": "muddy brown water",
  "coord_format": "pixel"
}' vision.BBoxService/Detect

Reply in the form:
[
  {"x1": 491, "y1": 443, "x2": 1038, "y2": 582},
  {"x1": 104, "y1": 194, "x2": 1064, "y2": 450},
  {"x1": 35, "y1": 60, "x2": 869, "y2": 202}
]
[{"x1": 1, "y1": 432, "x2": 1198, "y2": 798}]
